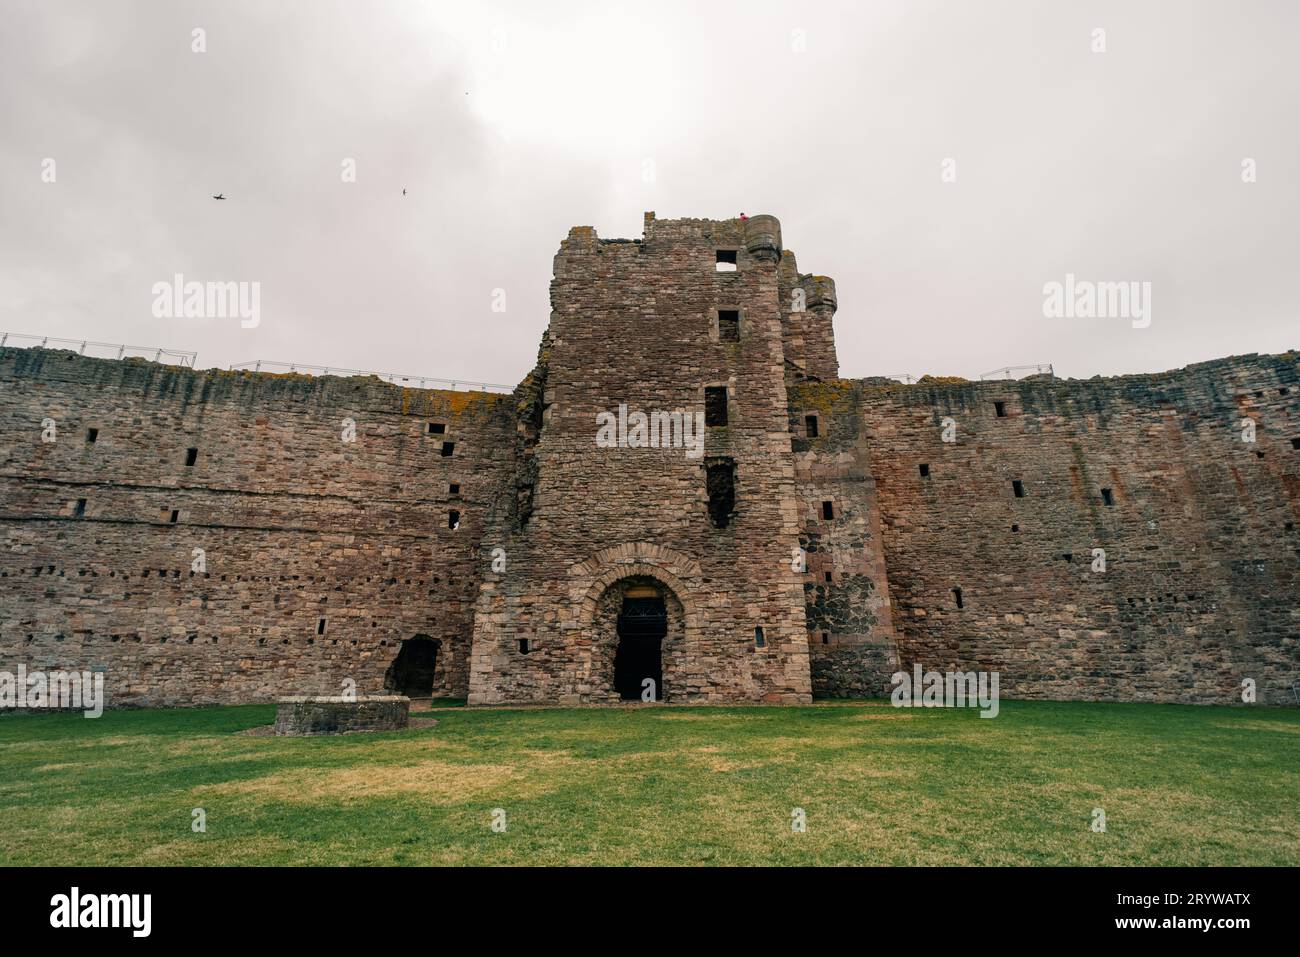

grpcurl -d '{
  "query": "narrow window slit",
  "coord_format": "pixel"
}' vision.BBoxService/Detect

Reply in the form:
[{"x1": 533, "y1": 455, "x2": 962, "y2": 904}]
[
  {"x1": 705, "y1": 387, "x2": 729, "y2": 426},
  {"x1": 705, "y1": 457, "x2": 736, "y2": 528}
]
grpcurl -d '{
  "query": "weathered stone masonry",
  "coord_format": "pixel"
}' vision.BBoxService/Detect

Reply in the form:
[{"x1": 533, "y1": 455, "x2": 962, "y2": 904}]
[
  {"x1": 0, "y1": 350, "x2": 516, "y2": 705},
  {"x1": 1, "y1": 213, "x2": 1297, "y2": 707}
]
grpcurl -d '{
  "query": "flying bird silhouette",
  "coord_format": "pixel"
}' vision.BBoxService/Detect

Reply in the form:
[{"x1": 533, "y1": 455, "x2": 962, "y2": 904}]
[
  {"x1": 212, "y1": 193, "x2": 226, "y2": 200},
  {"x1": 402, "y1": 188, "x2": 407, "y2": 196}
]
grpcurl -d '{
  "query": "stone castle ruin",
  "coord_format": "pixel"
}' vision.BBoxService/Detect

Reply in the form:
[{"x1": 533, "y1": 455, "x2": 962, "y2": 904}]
[{"x1": 1, "y1": 214, "x2": 1297, "y2": 708}]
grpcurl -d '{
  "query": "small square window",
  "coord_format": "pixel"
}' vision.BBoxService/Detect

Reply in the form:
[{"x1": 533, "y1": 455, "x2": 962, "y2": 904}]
[
  {"x1": 429, "y1": 423, "x2": 445, "y2": 435},
  {"x1": 919, "y1": 463, "x2": 930, "y2": 478},
  {"x1": 1101, "y1": 487, "x2": 1114, "y2": 506},
  {"x1": 169, "y1": 509, "x2": 180, "y2": 524},
  {"x1": 185, "y1": 447, "x2": 198, "y2": 467},
  {"x1": 74, "y1": 498, "x2": 87, "y2": 518},
  {"x1": 519, "y1": 638, "x2": 531, "y2": 654},
  {"x1": 449, "y1": 483, "x2": 460, "y2": 495},
  {"x1": 85, "y1": 428, "x2": 98, "y2": 444},
  {"x1": 1011, "y1": 523, "x2": 1020, "y2": 532},
  {"x1": 824, "y1": 571, "x2": 833, "y2": 583},
  {"x1": 994, "y1": 401, "x2": 1007, "y2": 418},
  {"x1": 1012, "y1": 480, "x2": 1025, "y2": 498},
  {"x1": 821, "y1": 500, "x2": 835, "y2": 520},
  {"x1": 1291, "y1": 438, "x2": 1300, "y2": 450},
  {"x1": 715, "y1": 250, "x2": 737, "y2": 272},
  {"x1": 441, "y1": 441, "x2": 455, "y2": 457}
]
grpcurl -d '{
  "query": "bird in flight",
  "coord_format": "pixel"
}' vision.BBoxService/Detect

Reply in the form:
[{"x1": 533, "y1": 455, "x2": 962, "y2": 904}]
[
  {"x1": 402, "y1": 188, "x2": 407, "y2": 196},
  {"x1": 212, "y1": 193, "x2": 226, "y2": 200}
]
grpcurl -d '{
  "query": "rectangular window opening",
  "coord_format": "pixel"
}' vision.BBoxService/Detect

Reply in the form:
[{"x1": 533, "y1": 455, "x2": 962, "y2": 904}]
[
  {"x1": 74, "y1": 498, "x2": 87, "y2": 518},
  {"x1": 919, "y1": 463, "x2": 930, "y2": 478},
  {"x1": 441, "y1": 441, "x2": 455, "y2": 457},
  {"x1": 754, "y1": 626, "x2": 765, "y2": 648},
  {"x1": 821, "y1": 632, "x2": 829, "y2": 645},
  {"x1": 448, "y1": 509, "x2": 460, "y2": 530},
  {"x1": 821, "y1": 500, "x2": 835, "y2": 520},
  {"x1": 184, "y1": 447, "x2": 198, "y2": 467},
  {"x1": 804, "y1": 414, "x2": 819, "y2": 438},
  {"x1": 705, "y1": 457, "x2": 736, "y2": 529},
  {"x1": 449, "y1": 483, "x2": 460, "y2": 495},
  {"x1": 953, "y1": 586, "x2": 964, "y2": 609},
  {"x1": 824, "y1": 571, "x2": 833, "y2": 583},
  {"x1": 1291, "y1": 438, "x2": 1300, "y2": 450},
  {"x1": 317, "y1": 618, "x2": 326, "y2": 635},
  {"x1": 1101, "y1": 487, "x2": 1114, "y2": 506},
  {"x1": 1012, "y1": 479, "x2": 1025, "y2": 498},
  {"x1": 718, "y1": 309, "x2": 740, "y2": 342},
  {"x1": 428, "y1": 423, "x2": 445, "y2": 435},
  {"x1": 705, "y1": 386, "x2": 729, "y2": 427},
  {"x1": 169, "y1": 509, "x2": 180, "y2": 524},
  {"x1": 85, "y1": 428, "x2": 98, "y2": 444},
  {"x1": 994, "y1": 401, "x2": 1007, "y2": 418},
  {"x1": 519, "y1": 638, "x2": 531, "y2": 654},
  {"x1": 715, "y1": 249, "x2": 737, "y2": 272}
]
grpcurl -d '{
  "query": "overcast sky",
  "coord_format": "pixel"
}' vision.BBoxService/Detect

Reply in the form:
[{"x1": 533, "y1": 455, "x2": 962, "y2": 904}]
[{"x1": 2, "y1": 0, "x2": 1296, "y2": 385}]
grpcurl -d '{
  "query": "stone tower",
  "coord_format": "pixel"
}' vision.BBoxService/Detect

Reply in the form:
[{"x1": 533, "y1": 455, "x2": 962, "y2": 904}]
[{"x1": 467, "y1": 213, "x2": 822, "y2": 704}]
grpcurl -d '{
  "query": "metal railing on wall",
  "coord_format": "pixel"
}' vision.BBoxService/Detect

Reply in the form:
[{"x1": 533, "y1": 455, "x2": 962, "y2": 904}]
[
  {"x1": 980, "y1": 363, "x2": 1055, "y2": 381},
  {"x1": 1, "y1": 332, "x2": 198, "y2": 367},
  {"x1": 228, "y1": 360, "x2": 514, "y2": 393}
]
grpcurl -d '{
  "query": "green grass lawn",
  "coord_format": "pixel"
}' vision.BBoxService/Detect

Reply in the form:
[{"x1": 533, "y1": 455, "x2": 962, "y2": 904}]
[{"x1": 1, "y1": 699, "x2": 1296, "y2": 866}]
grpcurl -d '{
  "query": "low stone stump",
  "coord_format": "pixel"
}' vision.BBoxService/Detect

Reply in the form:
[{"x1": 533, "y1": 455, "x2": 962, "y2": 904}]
[{"x1": 273, "y1": 695, "x2": 410, "y2": 735}]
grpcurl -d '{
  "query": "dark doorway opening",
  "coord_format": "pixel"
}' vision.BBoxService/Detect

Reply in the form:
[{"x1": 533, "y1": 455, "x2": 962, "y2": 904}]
[
  {"x1": 614, "y1": 595, "x2": 665, "y2": 701},
  {"x1": 385, "y1": 635, "x2": 439, "y2": 698}
]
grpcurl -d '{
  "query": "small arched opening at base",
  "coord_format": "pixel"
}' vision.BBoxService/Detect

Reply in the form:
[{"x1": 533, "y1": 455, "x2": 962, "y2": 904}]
[{"x1": 384, "y1": 634, "x2": 440, "y2": 698}]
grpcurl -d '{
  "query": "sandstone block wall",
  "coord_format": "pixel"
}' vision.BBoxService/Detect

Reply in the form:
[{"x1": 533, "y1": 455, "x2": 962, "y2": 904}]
[
  {"x1": 788, "y1": 381, "x2": 900, "y2": 697},
  {"x1": 860, "y1": 356, "x2": 1300, "y2": 706},
  {"x1": 0, "y1": 347, "x2": 514, "y2": 706}
]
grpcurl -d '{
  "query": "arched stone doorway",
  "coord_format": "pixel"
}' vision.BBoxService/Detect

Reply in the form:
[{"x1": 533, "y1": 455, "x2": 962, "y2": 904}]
[
  {"x1": 614, "y1": 589, "x2": 667, "y2": 700},
  {"x1": 384, "y1": 634, "x2": 440, "y2": 698},
  {"x1": 591, "y1": 576, "x2": 686, "y2": 703}
]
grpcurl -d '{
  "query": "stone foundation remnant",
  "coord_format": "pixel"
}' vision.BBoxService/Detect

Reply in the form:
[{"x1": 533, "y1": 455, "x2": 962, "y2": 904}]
[{"x1": 273, "y1": 696, "x2": 411, "y2": 735}]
